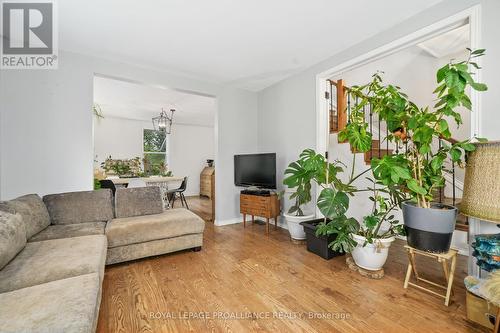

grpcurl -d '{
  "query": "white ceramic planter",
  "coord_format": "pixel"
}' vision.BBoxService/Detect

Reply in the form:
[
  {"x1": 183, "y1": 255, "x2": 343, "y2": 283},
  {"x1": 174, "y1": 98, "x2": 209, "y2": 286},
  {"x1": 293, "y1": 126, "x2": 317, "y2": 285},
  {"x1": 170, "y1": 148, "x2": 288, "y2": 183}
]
[
  {"x1": 351, "y1": 234, "x2": 395, "y2": 271},
  {"x1": 283, "y1": 213, "x2": 314, "y2": 240}
]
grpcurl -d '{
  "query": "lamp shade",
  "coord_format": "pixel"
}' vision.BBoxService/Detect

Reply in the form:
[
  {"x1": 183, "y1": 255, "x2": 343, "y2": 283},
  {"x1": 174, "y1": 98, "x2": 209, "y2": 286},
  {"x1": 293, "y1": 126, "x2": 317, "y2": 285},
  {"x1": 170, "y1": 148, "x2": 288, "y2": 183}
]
[{"x1": 461, "y1": 141, "x2": 500, "y2": 223}]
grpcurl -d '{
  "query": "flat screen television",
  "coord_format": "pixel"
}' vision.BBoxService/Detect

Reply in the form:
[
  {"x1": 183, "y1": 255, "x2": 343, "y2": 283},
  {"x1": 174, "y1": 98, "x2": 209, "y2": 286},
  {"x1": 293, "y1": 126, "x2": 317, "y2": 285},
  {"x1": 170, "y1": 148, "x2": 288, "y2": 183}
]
[{"x1": 234, "y1": 153, "x2": 276, "y2": 189}]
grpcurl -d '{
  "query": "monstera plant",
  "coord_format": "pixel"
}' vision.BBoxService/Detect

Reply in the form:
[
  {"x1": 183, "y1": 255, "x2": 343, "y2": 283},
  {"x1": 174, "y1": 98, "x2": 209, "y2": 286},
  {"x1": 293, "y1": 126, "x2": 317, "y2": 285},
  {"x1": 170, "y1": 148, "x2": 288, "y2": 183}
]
[
  {"x1": 284, "y1": 147, "x2": 405, "y2": 268},
  {"x1": 283, "y1": 149, "x2": 347, "y2": 240}
]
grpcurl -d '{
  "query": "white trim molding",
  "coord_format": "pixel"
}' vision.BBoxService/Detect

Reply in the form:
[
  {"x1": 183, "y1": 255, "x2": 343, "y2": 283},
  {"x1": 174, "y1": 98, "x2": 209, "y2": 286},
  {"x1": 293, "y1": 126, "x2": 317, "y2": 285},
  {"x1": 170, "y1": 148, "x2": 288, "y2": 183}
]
[{"x1": 214, "y1": 217, "x2": 242, "y2": 226}]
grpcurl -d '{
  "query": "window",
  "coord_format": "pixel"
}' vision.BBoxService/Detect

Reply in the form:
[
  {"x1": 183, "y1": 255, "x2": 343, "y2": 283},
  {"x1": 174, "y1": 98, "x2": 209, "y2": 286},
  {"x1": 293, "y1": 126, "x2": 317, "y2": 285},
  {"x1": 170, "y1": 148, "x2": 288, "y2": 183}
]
[{"x1": 143, "y1": 129, "x2": 167, "y2": 175}]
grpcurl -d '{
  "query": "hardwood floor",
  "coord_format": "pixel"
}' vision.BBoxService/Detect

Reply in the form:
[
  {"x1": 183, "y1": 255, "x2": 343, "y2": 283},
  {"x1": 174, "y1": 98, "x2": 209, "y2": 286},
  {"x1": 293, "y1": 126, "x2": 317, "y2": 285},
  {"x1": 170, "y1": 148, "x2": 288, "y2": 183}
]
[
  {"x1": 183, "y1": 196, "x2": 213, "y2": 222},
  {"x1": 97, "y1": 207, "x2": 487, "y2": 333}
]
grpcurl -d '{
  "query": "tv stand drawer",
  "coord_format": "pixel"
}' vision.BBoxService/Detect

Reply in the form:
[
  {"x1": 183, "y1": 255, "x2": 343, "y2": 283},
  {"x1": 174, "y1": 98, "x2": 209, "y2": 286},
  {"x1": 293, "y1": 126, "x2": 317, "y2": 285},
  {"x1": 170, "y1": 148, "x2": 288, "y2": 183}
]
[{"x1": 240, "y1": 193, "x2": 279, "y2": 218}]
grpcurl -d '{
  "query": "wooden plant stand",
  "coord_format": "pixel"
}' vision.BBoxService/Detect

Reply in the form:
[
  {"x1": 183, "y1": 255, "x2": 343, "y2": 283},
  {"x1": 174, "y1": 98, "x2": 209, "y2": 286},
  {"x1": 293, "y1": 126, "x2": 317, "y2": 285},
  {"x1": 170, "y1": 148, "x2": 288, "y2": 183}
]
[{"x1": 403, "y1": 245, "x2": 458, "y2": 306}]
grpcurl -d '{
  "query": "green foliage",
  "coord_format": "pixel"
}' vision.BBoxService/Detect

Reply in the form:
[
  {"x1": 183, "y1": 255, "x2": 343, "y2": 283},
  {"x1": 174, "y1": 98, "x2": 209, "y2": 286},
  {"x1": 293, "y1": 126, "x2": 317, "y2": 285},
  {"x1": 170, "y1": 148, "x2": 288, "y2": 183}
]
[
  {"x1": 283, "y1": 149, "x2": 345, "y2": 216},
  {"x1": 101, "y1": 156, "x2": 141, "y2": 177},
  {"x1": 143, "y1": 129, "x2": 166, "y2": 153},
  {"x1": 316, "y1": 216, "x2": 359, "y2": 253},
  {"x1": 371, "y1": 154, "x2": 411, "y2": 186},
  {"x1": 142, "y1": 129, "x2": 170, "y2": 176},
  {"x1": 284, "y1": 148, "x2": 405, "y2": 253},
  {"x1": 93, "y1": 178, "x2": 101, "y2": 190},
  {"x1": 283, "y1": 151, "x2": 317, "y2": 216},
  {"x1": 356, "y1": 180, "x2": 406, "y2": 245},
  {"x1": 338, "y1": 122, "x2": 372, "y2": 152},
  {"x1": 345, "y1": 49, "x2": 488, "y2": 208},
  {"x1": 317, "y1": 189, "x2": 349, "y2": 219},
  {"x1": 143, "y1": 154, "x2": 170, "y2": 176}
]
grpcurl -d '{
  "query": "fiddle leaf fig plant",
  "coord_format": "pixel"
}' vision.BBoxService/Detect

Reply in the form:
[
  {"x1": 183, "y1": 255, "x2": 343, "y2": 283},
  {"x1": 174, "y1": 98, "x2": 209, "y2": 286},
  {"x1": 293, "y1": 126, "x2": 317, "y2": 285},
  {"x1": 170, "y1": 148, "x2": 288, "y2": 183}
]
[{"x1": 341, "y1": 48, "x2": 488, "y2": 208}]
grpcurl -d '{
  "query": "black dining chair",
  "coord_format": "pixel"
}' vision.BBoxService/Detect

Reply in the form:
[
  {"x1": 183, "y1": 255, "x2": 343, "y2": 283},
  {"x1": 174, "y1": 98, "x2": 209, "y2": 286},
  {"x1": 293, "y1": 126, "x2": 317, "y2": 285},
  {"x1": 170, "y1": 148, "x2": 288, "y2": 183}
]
[
  {"x1": 99, "y1": 179, "x2": 117, "y2": 196},
  {"x1": 167, "y1": 177, "x2": 189, "y2": 209}
]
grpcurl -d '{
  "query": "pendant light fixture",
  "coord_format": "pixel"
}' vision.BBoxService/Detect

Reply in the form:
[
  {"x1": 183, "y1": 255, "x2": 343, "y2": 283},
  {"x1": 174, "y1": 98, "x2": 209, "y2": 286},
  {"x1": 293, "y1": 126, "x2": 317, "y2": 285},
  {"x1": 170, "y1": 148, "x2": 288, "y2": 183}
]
[{"x1": 152, "y1": 108, "x2": 175, "y2": 134}]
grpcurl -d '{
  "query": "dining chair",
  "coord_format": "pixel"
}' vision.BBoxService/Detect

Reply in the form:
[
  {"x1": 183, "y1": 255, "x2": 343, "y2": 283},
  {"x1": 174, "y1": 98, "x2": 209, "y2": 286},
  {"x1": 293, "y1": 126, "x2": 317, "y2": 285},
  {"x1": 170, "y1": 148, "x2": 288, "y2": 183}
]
[
  {"x1": 99, "y1": 179, "x2": 117, "y2": 196},
  {"x1": 167, "y1": 177, "x2": 189, "y2": 209}
]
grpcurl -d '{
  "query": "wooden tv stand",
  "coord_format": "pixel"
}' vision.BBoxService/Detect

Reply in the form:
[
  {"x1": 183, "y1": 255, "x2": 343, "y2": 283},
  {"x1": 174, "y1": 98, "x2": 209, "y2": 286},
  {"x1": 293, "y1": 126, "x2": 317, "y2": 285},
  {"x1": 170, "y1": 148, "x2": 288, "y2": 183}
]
[{"x1": 240, "y1": 193, "x2": 280, "y2": 234}]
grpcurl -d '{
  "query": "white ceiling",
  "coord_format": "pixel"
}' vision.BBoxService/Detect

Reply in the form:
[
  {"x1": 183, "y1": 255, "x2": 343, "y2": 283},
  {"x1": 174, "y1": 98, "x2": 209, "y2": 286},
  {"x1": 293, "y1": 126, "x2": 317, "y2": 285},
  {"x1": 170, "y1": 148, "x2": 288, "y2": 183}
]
[
  {"x1": 94, "y1": 76, "x2": 216, "y2": 126},
  {"x1": 60, "y1": 0, "x2": 443, "y2": 91},
  {"x1": 417, "y1": 24, "x2": 470, "y2": 58}
]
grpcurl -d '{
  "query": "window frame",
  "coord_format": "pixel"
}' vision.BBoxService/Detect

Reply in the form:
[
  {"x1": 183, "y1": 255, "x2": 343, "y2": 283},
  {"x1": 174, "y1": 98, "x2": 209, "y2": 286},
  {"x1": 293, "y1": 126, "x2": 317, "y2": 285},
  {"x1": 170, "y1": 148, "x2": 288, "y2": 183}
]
[{"x1": 142, "y1": 128, "x2": 168, "y2": 167}]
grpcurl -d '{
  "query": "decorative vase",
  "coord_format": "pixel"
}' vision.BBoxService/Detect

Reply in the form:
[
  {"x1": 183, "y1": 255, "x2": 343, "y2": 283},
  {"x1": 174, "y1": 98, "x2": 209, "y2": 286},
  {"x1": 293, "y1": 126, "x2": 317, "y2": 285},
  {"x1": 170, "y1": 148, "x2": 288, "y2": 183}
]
[
  {"x1": 351, "y1": 234, "x2": 395, "y2": 271},
  {"x1": 402, "y1": 201, "x2": 457, "y2": 253}
]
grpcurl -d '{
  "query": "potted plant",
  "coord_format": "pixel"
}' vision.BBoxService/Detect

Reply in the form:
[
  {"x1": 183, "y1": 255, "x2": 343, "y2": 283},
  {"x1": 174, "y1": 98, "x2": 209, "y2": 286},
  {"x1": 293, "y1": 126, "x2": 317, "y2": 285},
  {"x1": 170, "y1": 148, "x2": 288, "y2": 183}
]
[
  {"x1": 324, "y1": 177, "x2": 406, "y2": 270},
  {"x1": 282, "y1": 157, "x2": 315, "y2": 240},
  {"x1": 284, "y1": 149, "x2": 355, "y2": 259},
  {"x1": 342, "y1": 48, "x2": 488, "y2": 253}
]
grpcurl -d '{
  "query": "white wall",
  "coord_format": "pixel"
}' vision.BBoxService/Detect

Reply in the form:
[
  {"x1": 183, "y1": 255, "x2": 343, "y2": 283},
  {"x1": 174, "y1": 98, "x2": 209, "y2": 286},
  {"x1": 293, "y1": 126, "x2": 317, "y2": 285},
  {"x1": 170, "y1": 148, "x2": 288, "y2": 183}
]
[
  {"x1": 214, "y1": 87, "x2": 258, "y2": 224},
  {"x1": 169, "y1": 123, "x2": 215, "y2": 196},
  {"x1": 93, "y1": 116, "x2": 152, "y2": 166},
  {"x1": 0, "y1": 51, "x2": 258, "y2": 223},
  {"x1": 1, "y1": 56, "x2": 93, "y2": 199},
  {"x1": 334, "y1": 46, "x2": 436, "y2": 109}
]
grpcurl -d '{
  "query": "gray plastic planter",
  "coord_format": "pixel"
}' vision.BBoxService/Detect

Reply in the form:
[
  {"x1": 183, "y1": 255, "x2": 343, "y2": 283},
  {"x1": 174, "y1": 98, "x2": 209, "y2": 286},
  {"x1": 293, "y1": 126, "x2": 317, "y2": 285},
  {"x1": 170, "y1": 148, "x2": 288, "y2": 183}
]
[{"x1": 402, "y1": 201, "x2": 457, "y2": 253}]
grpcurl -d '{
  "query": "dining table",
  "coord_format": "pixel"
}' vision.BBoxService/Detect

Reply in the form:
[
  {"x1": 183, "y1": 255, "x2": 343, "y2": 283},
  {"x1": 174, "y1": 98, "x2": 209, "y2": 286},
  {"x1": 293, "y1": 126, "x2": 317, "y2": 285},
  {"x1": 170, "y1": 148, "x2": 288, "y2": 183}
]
[
  {"x1": 110, "y1": 176, "x2": 183, "y2": 185},
  {"x1": 110, "y1": 176, "x2": 185, "y2": 208}
]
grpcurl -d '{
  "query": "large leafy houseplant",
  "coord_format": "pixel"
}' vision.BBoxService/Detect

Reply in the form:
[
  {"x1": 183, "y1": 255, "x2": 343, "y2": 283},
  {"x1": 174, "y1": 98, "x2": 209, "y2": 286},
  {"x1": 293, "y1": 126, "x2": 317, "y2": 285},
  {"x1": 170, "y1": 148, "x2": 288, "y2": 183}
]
[
  {"x1": 342, "y1": 48, "x2": 487, "y2": 208},
  {"x1": 284, "y1": 149, "x2": 405, "y2": 259},
  {"x1": 282, "y1": 157, "x2": 313, "y2": 217},
  {"x1": 283, "y1": 149, "x2": 351, "y2": 242},
  {"x1": 339, "y1": 48, "x2": 487, "y2": 252}
]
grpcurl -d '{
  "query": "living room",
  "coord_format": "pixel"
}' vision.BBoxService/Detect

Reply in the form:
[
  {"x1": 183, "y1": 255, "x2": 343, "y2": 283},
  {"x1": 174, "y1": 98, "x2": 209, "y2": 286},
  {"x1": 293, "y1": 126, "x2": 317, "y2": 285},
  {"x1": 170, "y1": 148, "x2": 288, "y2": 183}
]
[{"x1": 1, "y1": 1, "x2": 499, "y2": 332}]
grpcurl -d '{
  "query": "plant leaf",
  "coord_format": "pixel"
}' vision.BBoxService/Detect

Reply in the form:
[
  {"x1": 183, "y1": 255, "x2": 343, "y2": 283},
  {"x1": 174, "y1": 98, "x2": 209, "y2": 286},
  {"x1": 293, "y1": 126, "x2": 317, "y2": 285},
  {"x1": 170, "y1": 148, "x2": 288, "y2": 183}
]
[
  {"x1": 317, "y1": 189, "x2": 349, "y2": 219},
  {"x1": 407, "y1": 179, "x2": 427, "y2": 195},
  {"x1": 436, "y1": 64, "x2": 449, "y2": 83},
  {"x1": 470, "y1": 82, "x2": 488, "y2": 91}
]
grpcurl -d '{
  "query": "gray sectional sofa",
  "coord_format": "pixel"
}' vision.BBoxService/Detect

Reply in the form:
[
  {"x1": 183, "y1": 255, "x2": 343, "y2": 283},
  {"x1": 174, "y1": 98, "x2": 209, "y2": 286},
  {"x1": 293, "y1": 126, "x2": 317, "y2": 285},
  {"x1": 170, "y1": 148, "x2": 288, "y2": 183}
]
[{"x1": 0, "y1": 187, "x2": 205, "y2": 333}]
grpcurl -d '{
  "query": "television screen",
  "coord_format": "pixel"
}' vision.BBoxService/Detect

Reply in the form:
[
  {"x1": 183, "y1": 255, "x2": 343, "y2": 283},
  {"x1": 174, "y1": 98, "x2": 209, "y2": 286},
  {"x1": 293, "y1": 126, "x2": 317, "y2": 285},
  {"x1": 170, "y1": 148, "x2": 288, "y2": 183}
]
[{"x1": 234, "y1": 153, "x2": 276, "y2": 189}]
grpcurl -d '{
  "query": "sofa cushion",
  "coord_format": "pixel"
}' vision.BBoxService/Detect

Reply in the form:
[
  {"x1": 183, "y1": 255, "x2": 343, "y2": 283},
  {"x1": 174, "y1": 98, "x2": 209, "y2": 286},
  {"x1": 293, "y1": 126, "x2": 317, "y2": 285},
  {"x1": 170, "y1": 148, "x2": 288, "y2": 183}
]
[
  {"x1": 0, "y1": 194, "x2": 51, "y2": 238},
  {"x1": 0, "y1": 234, "x2": 107, "y2": 293},
  {"x1": 0, "y1": 273, "x2": 100, "y2": 333},
  {"x1": 107, "y1": 233, "x2": 203, "y2": 265},
  {"x1": 43, "y1": 189, "x2": 114, "y2": 225},
  {"x1": 28, "y1": 222, "x2": 106, "y2": 242},
  {"x1": 114, "y1": 186, "x2": 163, "y2": 218},
  {"x1": 0, "y1": 211, "x2": 26, "y2": 270},
  {"x1": 106, "y1": 208, "x2": 205, "y2": 248}
]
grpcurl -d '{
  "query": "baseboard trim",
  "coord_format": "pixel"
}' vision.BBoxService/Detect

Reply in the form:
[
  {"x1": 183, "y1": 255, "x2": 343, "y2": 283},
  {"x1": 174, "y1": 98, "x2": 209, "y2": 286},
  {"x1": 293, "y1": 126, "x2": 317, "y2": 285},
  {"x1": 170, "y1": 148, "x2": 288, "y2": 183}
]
[{"x1": 214, "y1": 218, "x2": 242, "y2": 226}]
